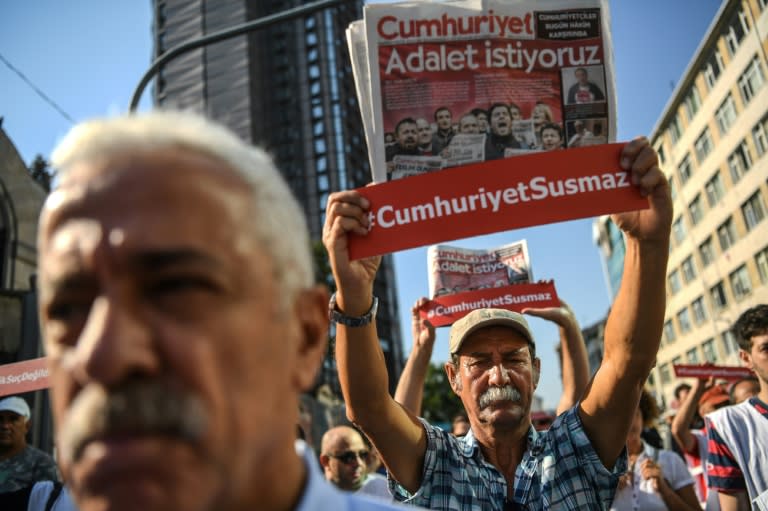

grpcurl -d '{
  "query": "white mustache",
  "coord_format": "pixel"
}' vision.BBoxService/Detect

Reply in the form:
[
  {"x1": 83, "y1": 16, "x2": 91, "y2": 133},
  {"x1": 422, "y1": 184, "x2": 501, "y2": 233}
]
[
  {"x1": 59, "y1": 379, "x2": 207, "y2": 464},
  {"x1": 479, "y1": 385, "x2": 521, "y2": 409}
]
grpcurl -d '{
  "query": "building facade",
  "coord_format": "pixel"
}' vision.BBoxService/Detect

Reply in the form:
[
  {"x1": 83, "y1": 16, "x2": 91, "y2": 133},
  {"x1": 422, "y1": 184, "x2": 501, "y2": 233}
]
[
  {"x1": 647, "y1": 0, "x2": 768, "y2": 407},
  {"x1": 151, "y1": 0, "x2": 404, "y2": 396}
]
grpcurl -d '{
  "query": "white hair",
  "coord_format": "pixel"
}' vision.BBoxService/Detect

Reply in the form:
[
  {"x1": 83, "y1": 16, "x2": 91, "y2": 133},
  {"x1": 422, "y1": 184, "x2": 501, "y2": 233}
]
[{"x1": 50, "y1": 110, "x2": 313, "y2": 306}]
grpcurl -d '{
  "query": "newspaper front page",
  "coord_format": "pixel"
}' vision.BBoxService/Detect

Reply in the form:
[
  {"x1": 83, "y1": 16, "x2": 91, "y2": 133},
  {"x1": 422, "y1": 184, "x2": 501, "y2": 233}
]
[
  {"x1": 349, "y1": 0, "x2": 615, "y2": 182},
  {"x1": 427, "y1": 240, "x2": 532, "y2": 299}
]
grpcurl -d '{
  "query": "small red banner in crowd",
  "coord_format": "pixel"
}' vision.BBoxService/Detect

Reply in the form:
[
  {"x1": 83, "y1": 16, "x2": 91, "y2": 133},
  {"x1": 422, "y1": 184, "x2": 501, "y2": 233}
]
[
  {"x1": 0, "y1": 357, "x2": 50, "y2": 397},
  {"x1": 348, "y1": 143, "x2": 647, "y2": 260},
  {"x1": 419, "y1": 281, "x2": 559, "y2": 327},
  {"x1": 673, "y1": 363, "x2": 753, "y2": 380}
]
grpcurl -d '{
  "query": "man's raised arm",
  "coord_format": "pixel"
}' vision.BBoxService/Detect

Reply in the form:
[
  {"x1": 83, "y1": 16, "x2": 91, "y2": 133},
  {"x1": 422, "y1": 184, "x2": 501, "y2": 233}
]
[
  {"x1": 579, "y1": 137, "x2": 673, "y2": 467},
  {"x1": 322, "y1": 190, "x2": 427, "y2": 493}
]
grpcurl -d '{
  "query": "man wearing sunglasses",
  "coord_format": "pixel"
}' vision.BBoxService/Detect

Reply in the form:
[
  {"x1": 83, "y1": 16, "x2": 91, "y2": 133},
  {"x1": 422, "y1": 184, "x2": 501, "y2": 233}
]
[{"x1": 320, "y1": 426, "x2": 369, "y2": 492}]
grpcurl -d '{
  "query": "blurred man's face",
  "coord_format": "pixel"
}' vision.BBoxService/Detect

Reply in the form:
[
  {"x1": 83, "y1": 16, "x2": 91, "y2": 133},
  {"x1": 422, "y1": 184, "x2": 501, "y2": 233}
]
[
  {"x1": 321, "y1": 430, "x2": 368, "y2": 491},
  {"x1": 0, "y1": 412, "x2": 28, "y2": 451},
  {"x1": 476, "y1": 112, "x2": 489, "y2": 132},
  {"x1": 541, "y1": 127, "x2": 562, "y2": 150},
  {"x1": 458, "y1": 115, "x2": 479, "y2": 134},
  {"x1": 740, "y1": 333, "x2": 768, "y2": 394},
  {"x1": 489, "y1": 106, "x2": 512, "y2": 137},
  {"x1": 575, "y1": 69, "x2": 588, "y2": 84},
  {"x1": 435, "y1": 109, "x2": 452, "y2": 131},
  {"x1": 509, "y1": 106, "x2": 522, "y2": 121},
  {"x1": 397, "y1": 122, "x2": 418, "y2": 150},
  {"x1": 731, "y1": 380, "x2": 760, "y2": 404},
  {"x1": 38, "y1": 148, "x2": 315, "y2": 511},
  {"x1": 416, "y1": 118, "x2": 433, "y2": 146}
]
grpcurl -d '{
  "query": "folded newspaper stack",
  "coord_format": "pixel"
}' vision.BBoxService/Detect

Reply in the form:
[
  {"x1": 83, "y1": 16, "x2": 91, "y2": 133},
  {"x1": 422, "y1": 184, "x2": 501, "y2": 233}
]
[
  {"x1": 427, "y1": 240, "x2": 532, "y2": 299},
  {"x1": 346, "y1": 0, "x2": 616, "y2": 183}
]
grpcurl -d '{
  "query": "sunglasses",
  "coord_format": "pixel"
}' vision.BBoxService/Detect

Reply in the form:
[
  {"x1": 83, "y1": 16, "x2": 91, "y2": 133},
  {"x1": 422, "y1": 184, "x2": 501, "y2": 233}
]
[{"x1": 328, "y1": 450, "x2": 369, "y2": 464}]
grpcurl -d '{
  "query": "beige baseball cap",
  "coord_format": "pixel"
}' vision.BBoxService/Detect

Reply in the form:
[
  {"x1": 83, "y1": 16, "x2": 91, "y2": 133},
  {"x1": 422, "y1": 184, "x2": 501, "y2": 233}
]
[{"x1": 449, "y1": 308, "x2": 534, "y2": 355}]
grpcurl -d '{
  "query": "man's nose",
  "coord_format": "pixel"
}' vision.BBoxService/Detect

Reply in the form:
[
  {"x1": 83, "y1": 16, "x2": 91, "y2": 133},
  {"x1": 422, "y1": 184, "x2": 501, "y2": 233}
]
[
  {"x1": 72, "y1": 296, "x2": 160, "y2": 386},
  {"x1": 488, "y1": 363, "x2": 511, "y2": 386}
]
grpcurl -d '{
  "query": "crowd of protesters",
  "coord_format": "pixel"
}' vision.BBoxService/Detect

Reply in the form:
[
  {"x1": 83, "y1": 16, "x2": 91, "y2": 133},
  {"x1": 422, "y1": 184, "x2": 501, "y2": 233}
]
[{"x1": 0, "y1": 109, "x2": 766, "y2": 511}]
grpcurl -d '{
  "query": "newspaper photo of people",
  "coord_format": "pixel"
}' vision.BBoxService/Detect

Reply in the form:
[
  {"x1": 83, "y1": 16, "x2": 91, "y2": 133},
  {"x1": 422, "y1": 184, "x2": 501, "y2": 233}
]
[{"x1": 346, "y1": 0, "x2": 617, "y2": 182}]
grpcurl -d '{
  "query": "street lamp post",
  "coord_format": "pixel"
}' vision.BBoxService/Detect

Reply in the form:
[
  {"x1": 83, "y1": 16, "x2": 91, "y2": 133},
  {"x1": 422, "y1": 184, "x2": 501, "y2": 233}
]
[{"x1": 129, "y1": 0, "x2": 346, "y2": 111}]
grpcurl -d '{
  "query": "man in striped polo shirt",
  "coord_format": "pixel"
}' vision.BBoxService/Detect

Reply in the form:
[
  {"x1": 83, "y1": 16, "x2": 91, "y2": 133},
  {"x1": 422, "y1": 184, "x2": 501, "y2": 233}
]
[{"x1": 706, "y1": 304, "x2": 768, "y2": 510}]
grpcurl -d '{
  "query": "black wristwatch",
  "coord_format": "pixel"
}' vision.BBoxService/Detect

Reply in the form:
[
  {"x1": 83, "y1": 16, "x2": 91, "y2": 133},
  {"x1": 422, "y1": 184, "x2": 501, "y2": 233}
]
[{"x1": 328, "y1": 292, "x2": 379, "y2": 327}]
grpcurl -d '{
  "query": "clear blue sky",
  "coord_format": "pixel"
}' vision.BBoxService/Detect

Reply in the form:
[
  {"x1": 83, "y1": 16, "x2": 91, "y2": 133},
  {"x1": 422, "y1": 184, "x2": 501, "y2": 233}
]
[{"x1": 1, "y1": 0, "x2": 722, "y2": 409}]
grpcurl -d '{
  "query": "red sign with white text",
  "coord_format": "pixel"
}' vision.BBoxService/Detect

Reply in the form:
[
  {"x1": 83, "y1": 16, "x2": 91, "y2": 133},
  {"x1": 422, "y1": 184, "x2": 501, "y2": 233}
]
[
  {"x1": 419, "y1": 281, "x2": 558, "y2": 327},
  {"x1": 673, "y1": 363, "x2": 753, "y2": 381},
  {"x1": 348, "y1": 143, "x2": 647, "y2": 260},
  {"x1": 0, "y1": 357, "x2": 49, "y2": 397}
]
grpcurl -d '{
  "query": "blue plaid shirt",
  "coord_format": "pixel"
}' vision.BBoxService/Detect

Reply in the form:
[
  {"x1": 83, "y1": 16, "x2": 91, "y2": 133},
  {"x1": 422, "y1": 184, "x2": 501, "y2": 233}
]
[{"x1": 388, "y1": 406, "x2": 626, "y2": 510}]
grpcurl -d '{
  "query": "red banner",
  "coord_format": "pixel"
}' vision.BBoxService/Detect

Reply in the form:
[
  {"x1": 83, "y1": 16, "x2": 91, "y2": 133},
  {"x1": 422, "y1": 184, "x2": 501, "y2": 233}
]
[
  {"x1": 0, "y1": 358, "x2": 50, "y2": 397},
  {"x1": 419, "y1": 281, "x2": 558, "y2": 327},
  {"x1": 673, "y1": 363, "x2": 753, "y2": 381},
  {"x1": 348, "y1": 143, "x2": 647, "y2": 260}
]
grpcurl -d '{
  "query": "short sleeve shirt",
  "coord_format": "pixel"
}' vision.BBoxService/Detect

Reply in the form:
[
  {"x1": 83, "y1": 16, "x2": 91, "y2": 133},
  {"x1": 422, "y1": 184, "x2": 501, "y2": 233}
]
[
  {"x1": 609, "y1": 443, "x2": 693, "y2": 511},
  {"x1": 389, "y1": 406, "x2": 626, "y2": 510},
  {"x1": 0, "y1": 445, "x2": 59, "y2": 493}
]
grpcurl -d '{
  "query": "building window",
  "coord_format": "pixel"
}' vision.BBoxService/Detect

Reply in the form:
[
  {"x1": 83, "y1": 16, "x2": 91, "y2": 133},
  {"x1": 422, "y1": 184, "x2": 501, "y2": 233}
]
[
  {"x1": 724, "y1": 7, "x2": 750, "y2": 56},
  {"x1": 688, "y1": 194, "x2": 704, "y2": 225},
  {"x1": 669, "y1": 176, "x2": 677, "y2": 200},
  {"x1": 692, "y1": 296, "x2": 708, "y2": 324},
  {"x1": 668, "y1": 269, "x2": 682, "y2": 295},
  {"x1": 684, "y1": 86, "x2": 701, "y2": 120},
  {"x1": 753, "y1": 114, "x2": 768, "y2": 157},
  {"x1": 715, "y1": 94, "x2": 738, "y2": 135},
  {"x1": 659, "y1": 363, "x2": 672, "y2": 384},
  {"x1": 717, "y1": 216, "x2": 737, "y2": 251},
  {"x1": 728, "y1": 140, "x2": 753, "y2": 183},
  {"x1": 682, "y1": 255, "x2": 697, "y2": 283},
  {"x1": 729, "y1": 264, "x2": 752, "y2": 301},
  {"x1": 742, "y1": 191, "x2": 766, "y2": 231},
  {"x1": 699, "y1": 236, "x2": 716, "y2": 267},
  {"x1": 677, "y1": 307, "x2": 692, "y2": 334},
  {"x1": 656, "y1": 143, "x2": 666, "y2": 166},
  {"x1": 678, "y1": 153, "x2": 693, "y2": 185},
  {"x1": 705, "y1": 172, "x2": 725, "y2": 206},
  {"x1": 694, "y1": 127, "x2": 713, "y2": 163},
  {"x1": 703, "y1": 49, "x2": 724, "y2": 89},
  {"x1": 759, "y1": 0, "x2": 768, "y2": 11},
  {"x1": 738, "y1": 55, "x2": 765, "y2": 105},
  {"x1": 722, "y1": 330, "x2": 738, "y2": 354},
  {"x1": 686, "y1": 347, "x2": 700, "y2": 363},
  {"x1": 669, "y1": 115, "x2": 682, "y2": 145},
  {"x1": 710, "y1": 281, "x2": 728, "y2": 310},
  {"x1": 757, "y1": 245, "x2": 768, "y2": 283},
  {"x1": 702, "y1": 338, "x2": 718, "y2": 362},
  {"x1": 663, "y1": 319, "x2": 676, "y2": 343},
  {"x1": 672, "y1": 216, "x2": 686, "y2": 244}
]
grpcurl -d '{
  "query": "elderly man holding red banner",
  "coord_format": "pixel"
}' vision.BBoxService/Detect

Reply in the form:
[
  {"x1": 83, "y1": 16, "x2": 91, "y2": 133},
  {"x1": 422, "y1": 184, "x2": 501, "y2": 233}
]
[{"x1": 323, "y1": 136, "x2": 672, "y2": 510}]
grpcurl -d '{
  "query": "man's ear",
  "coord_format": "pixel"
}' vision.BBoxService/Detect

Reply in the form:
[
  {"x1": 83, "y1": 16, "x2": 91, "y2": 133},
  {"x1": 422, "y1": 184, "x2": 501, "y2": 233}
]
[
  {"x1": 738, "y1": 348, "x2": 752, "y2": 370},
  {"x1": 532, "y1": 357, "x2": 541, "y2": 389},
  {"x1": 319, "y1": 453, "x2": 331, "y2": 470},
  {"x1": 292, "y1": 285, "x2": 330, "y2": 391},
  {"x1": 444, "y1": 362, "x2": 461, "y2": 395}
]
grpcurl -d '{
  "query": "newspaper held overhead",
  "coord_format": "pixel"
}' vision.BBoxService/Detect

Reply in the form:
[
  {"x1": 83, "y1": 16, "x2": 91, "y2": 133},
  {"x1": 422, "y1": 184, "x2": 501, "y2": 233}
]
[
  {"x1": 347, "y1": 0, "x2": 616, "y2": 183},
  {"x1": 427, "y1": 240, "x2": 532, "y2": 299}
]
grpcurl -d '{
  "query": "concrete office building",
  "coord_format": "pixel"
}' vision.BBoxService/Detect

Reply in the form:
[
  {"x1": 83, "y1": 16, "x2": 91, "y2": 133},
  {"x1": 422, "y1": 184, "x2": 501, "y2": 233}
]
[
  {"x1": 151, "y1": 0, "x2": 404, "y2": 397},
  {"x1": 647, "y1": 0, "x2": 768, "y2": 406}
]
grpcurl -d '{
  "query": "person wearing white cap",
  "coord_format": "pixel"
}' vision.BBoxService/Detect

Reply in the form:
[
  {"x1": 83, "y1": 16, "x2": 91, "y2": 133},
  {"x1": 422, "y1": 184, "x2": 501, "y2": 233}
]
[
  {"x1": 323, "y1": 136, "x2": 672, "y2": 510},
  {"x1": 0, "y1": 396, "x2": 58, "y2": 493}
]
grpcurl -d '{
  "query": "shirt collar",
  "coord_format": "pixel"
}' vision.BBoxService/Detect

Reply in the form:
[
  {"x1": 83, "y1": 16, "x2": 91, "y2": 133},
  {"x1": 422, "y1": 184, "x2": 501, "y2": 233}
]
[{"x1": 458, "y1": 423, "x2": 540, "y2": 459}]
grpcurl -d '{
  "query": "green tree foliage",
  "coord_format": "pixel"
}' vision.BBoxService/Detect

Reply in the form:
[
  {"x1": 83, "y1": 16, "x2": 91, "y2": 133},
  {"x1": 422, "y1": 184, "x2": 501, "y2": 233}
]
[
  {"x1": 28, "y1": 154, "x2": 54, "y2": 193},
  {"x1": 421, "y1": 362, "x2": 465, "y2": 424}
]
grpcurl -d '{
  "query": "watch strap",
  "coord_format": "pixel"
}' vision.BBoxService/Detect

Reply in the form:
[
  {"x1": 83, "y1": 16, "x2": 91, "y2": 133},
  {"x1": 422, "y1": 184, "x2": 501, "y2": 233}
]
[{"x1": 329, "y1": 292, "x2": 378, "y2": 327}]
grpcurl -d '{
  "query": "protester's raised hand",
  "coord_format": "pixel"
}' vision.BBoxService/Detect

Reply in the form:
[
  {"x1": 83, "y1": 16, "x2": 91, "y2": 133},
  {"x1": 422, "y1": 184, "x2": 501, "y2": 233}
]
[
  {"x1": 411, "y1": 298, "x2": 436, "y2": 352},
  {"x1": 611, "y1": 137, "x2": 673, "y2": 243},
  {"x1": 522, "y1": 300, "x2": 577, "y2": 329},
  {"x1": 322, "y1": 190, "x2": 381, "y2": 311}
]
